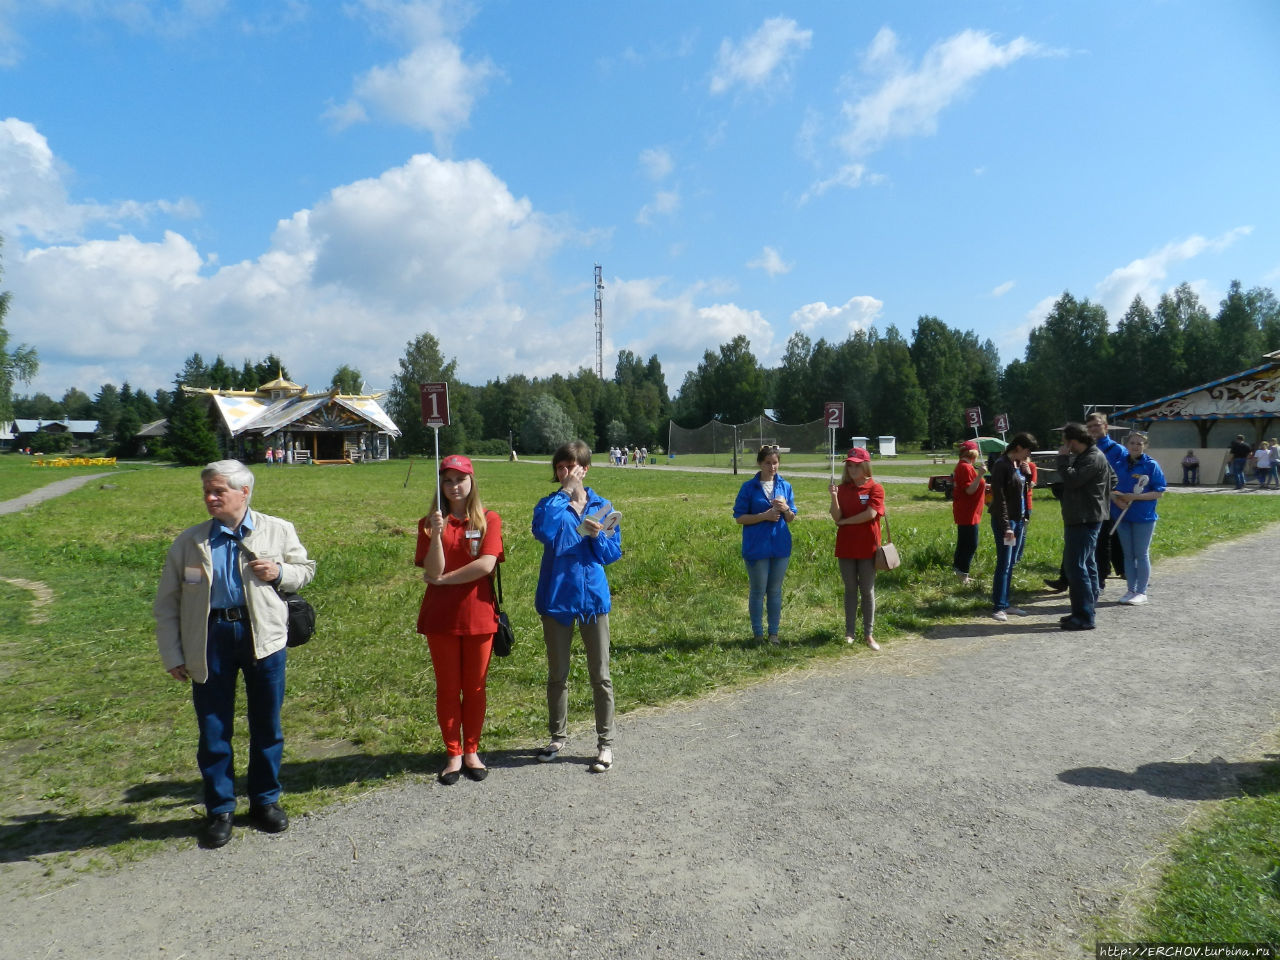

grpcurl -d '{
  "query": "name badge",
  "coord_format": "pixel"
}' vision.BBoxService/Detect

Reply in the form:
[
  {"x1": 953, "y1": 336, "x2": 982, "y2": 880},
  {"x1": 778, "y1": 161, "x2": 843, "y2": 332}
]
[{"x1": 183, "y1": 566, "x2": 203, "y2": 584}]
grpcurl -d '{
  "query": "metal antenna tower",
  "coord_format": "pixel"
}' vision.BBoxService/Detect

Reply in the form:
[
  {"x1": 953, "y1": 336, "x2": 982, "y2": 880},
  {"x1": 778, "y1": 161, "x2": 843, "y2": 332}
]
[{"x1": 594, "y1": 263, "x2": 604, "y2": 379}]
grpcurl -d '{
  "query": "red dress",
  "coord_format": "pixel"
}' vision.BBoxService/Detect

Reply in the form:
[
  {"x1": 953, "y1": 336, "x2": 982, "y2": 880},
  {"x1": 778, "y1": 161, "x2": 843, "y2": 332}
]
[
  {"x1": 414, "y1": 511, "x2": 504, "y2": 636},
  {"x1": 834, "y1": 480, "x2": 884, "y2": 560}
]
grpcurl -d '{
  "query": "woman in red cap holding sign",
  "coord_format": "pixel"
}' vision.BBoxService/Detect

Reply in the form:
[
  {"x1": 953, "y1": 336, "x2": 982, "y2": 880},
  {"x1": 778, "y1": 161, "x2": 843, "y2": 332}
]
[
  {"x1": 415, "y1": 455, "x2": 504, "y2": 785},
  {"x1": 829, "y1": 447, "x2": 884, "y2": 650}
]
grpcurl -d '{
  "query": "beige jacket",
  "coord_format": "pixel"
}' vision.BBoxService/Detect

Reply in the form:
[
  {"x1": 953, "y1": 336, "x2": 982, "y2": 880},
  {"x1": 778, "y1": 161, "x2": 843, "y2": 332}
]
[{"x1": 154, "y1": 509, "x2": 316, "y2": 683}]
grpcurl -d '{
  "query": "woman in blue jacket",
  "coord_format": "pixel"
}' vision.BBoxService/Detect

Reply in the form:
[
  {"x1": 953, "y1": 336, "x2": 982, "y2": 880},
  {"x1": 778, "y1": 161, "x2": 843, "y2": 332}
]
[
  {"x1": 532, "y1": 441, "x2": 622, "y2": 773},
  {"x1": 1107, "y1": 431, "x2": 1165, "y2": 605},
  {"x1": 733, "y1": 445, "x2": 798, "y2": 644}
]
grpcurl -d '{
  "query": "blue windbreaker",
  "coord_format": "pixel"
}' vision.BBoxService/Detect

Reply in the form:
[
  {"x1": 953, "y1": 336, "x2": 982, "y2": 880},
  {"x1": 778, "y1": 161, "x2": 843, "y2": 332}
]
[
  {"x1": 733, "y1": 473, "x2": 797, "y2": 560},
  {"x1": 532, "y1": 487, "x2": 622, "y2": 625},
  {"x1": 1097, "y1": 435, "x2": 1165, "y2": 522}
]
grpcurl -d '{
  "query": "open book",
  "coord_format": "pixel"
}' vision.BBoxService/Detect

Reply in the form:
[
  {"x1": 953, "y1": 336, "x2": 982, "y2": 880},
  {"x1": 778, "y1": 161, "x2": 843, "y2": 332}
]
[{"x1": 577, "y1": 502, "x2": 621, "y2": 536}]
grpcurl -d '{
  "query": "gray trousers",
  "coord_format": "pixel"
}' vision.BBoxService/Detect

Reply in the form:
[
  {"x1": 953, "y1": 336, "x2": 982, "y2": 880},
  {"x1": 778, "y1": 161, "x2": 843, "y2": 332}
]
[
  {"x1": 838, "y1": 557, "x2": 877, "y2": 638},
  {"x1": 542, "y1": 614, "x2": 614, "y2": 747}
]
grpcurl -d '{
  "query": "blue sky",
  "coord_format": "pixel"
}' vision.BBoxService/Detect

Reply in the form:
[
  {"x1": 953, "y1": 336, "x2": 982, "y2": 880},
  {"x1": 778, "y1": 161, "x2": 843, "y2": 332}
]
[{"x1": 1, "y1": 0, "x2": 1277, "y2": 401}]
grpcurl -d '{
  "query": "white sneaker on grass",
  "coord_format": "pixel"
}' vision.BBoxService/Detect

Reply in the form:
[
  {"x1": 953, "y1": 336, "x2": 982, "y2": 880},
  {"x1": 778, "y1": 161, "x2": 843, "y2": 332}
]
[{"x1": 991, "y1": 610, "x2": 1008, "y2": 622}]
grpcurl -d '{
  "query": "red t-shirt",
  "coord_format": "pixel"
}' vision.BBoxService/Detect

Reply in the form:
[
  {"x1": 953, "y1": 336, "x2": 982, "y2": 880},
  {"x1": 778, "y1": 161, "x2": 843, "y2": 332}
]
[
  {"x1": 414, "y1": 510, "x2": 504, "y2": 636},
  {"x1": 952, "y1": 461, "x2": 986, "y2": 526},
  {"x1": 834, "y1": 480, "x2": 884, "y2": 560}
]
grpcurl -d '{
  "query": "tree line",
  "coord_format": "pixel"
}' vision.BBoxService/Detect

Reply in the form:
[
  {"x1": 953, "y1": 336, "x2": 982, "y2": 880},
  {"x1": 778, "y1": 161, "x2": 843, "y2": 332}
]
[{"x1": 4, "y1": 248, "x2": 1277, "y2": 461}]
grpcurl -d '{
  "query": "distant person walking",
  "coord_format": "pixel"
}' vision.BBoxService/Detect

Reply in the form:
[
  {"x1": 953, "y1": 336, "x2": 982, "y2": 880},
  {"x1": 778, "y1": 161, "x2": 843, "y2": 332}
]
[
  {"x1": 415, "y1": 455, "x2": 503, "y2": 785},
  {"x1": 734, "y1": 444, "x2": 797, "y2": 645},
  {"x1": 1253, "y1": 442, "x2": 1272, "y2": 488},
  {"x1": 1270, "y1": 440, "x2": 1280, "y2": 489},
  {"x1": 830, "y1": 447, "x2": 884, "y2": 650},
  {"x1": 951, "y1": 441, "x2": 986, "y2": 585},
  {"x1": 533, "y1": 441, "x2": 622, "y2": 773},
  {"x1": 1056, "y1": 423, "x2": 1115, "y2": 631},
  {"x1": 1229, "y1": 435, "x2": 1252, "y2": 489},
  {"x1": 1107, "y1": 432, "x2": 1165, "y2": 605}
]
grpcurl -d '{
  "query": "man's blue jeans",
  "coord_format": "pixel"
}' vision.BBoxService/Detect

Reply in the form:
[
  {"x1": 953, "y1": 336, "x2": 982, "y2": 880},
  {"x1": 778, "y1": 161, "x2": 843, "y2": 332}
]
[
  {"x1": 990, "y1": 519, "x2": 1026, "y2": 611},
  {"x1": 192, "y1": 616, "x2": 287, "y2": 814},
  {"x1": 1063, "y1": 522, "x2": 1102, "y2": 626},
  {"x1": 746, "y1": 555, "x2": 790, "y2": 637},
  {"x1": 1232, "y1": 457, "x2": 1247, "y2": 489}
]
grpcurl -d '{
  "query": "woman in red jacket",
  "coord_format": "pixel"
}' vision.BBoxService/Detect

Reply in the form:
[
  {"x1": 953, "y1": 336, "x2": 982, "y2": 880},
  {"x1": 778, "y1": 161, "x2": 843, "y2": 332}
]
[
  {"x1": 951, "y1": 441, "x2": 986, "y2": 584},
  {"x1": 415, "y1": 455, "x2": 504, "y2": 785},
  {"x1": 829, "y1": 447, "x2": 885, "y2": 650}
]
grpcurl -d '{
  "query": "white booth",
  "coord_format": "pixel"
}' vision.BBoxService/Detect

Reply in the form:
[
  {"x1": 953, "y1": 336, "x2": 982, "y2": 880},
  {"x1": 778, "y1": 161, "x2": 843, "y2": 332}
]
[{"x1": 878, "y1": 436, "x2": 897, "y2": 457}]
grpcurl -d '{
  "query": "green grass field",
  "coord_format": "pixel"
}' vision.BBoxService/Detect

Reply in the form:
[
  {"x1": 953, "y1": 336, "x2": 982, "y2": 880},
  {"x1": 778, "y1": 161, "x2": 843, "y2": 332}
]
[{"x1": 2, "y1": 452, "x2": 1279, "y2": 928}]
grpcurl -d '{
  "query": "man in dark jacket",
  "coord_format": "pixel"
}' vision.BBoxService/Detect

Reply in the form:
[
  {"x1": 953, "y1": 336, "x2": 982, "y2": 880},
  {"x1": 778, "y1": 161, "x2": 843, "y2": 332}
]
[
  {"x1": 1056, "y1": 423, "x2": 1115, "y2": 630},
  {"x1": 1228, "y1": 435, "x2": 1252, "y2": 490}
]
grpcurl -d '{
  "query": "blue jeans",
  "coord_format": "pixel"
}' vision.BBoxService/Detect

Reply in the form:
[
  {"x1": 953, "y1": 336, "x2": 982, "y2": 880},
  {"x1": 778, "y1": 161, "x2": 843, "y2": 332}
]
[
  {"x1": 990, "y1": 519, "x2": 1026, "y2": 611},
  {"x1": 1181, "y1": 465, "x2": 1198, "y2": 485},
  {"x1": 746, "y1": 555, "x2": 790, "y2": 637},
  {"x1": 1231, "y1": 457, "x2": 1247, "y2": 489},
  {"x1": 192, "y1": 616, "x2": 287, "y2": 814},
  {"x1": 1115, "y1": 520, "x2": 1155, "y2": 595},
  {"x1": 1063, "y1": 522, "x2": 1102, "y2": 626}
]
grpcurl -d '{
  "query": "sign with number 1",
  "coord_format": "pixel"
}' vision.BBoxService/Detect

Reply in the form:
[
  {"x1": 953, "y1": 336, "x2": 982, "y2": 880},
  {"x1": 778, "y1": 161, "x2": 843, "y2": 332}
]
[{"x1": 420, "y1": 382, "x2": 450, "y2": 427}]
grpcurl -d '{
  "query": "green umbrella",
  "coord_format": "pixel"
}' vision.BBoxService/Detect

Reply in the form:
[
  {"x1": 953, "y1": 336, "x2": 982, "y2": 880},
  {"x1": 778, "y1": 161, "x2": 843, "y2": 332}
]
[{"x1": 962, "y1": 436, "x2": 1007, "y2": 455}]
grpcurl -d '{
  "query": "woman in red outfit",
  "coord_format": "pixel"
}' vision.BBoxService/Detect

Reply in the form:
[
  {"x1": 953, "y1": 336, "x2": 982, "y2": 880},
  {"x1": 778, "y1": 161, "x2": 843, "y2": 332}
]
[
  {"x1": 951, "y1": 441, "x2": 986, "y2": 584},
  {"x1": 829, "y1": 447, "x2": 885, "y2": 650},
  {"x1": 415, "y1": 455, "x2": 504, "y2": 785}
]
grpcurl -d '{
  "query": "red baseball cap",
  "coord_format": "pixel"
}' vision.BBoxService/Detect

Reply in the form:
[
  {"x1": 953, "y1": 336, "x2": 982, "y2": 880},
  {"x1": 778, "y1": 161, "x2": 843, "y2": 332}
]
[
  {"x1": 959, "y1": 440, "x2": 978, "y2": 453},
  {"x1": 844, "y1": 448, "x2": 871, "y2": 464},
  {"x1": 439, "y1": 454, "x2": 474, "y2": 475}
]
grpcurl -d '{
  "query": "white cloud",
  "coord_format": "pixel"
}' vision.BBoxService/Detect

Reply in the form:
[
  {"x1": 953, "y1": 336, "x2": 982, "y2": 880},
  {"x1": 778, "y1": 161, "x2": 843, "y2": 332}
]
[
  {"x1": 789, "y1": 295, "x2": 883, "y2": 334},
  {"x1": 991, "y1": 280, "x2": 1015, "y2": 297},
  {"x1": 710, "y1": 16, "x2": 812, "y2": 96},
  {"x1": 800, "y1": 163, "x2": 884, "y2": 203},
  {"x1": 0, "y1": 117, "x2": 199, "y2": 243},
  {"x1": 839, "y1": 27, "x2": 1053, "y2": 157},
  {"x1": 638, "y1": 147, "x2": 674, "y2": 181},
  {"x1": 329, "y1": 0, "x2": 496, "y2": 149},
  {"x1": 635, "y1": 189, "x2": 680, "y2": 226},
  {"x1": 1093, "y1": 227, "x2": 1252, "y2": 317},
  {"x1": 748, "y1": 246, "x2": 792, "y2": 278}
]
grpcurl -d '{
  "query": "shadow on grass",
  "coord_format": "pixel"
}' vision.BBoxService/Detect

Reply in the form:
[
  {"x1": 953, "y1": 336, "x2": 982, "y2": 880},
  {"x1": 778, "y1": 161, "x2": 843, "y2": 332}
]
[{"x1": 1058, "y1": 755, "x2": 1280, "y2": 801}]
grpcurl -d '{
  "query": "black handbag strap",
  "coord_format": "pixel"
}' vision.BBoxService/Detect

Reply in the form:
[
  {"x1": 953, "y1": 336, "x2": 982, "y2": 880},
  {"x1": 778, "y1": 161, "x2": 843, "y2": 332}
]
[{"x1": 492, "y1": 563, "x2": 505, "y2": 611}]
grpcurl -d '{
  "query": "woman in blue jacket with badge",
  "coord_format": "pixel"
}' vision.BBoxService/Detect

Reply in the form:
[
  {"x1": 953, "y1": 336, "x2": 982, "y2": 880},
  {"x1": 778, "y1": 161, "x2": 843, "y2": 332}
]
[
  {"x1": 1105, "y1": 431, "x2": 1165, "y2": 606},
  {"x1": 533, "y1": 440, "x2": 622, "y2": 773},
  {"x1": 733, "y1": 444, "x2": 797, "y2": 645}
]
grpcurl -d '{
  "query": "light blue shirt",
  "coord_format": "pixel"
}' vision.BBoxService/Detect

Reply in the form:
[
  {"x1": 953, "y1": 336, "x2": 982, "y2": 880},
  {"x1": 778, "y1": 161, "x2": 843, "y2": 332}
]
[{"x1": 209, "y1": 513, "x2": 255, "y2": 609}]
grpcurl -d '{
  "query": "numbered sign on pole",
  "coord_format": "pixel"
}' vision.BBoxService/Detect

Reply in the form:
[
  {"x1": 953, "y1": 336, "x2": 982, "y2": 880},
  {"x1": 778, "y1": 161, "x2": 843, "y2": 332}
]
[
  {"x1": 993, "y1": 412, "x2": 1010, "y2": 435},
  {"x1": 419, "y1": 382, "x2": 451, "y2": 427},
  {"x1": 824, "y1": 402, "x2": 845, "y2": 430},
  {"x1": 964, "y1": 406, "x2": 983, "y2": 429}
]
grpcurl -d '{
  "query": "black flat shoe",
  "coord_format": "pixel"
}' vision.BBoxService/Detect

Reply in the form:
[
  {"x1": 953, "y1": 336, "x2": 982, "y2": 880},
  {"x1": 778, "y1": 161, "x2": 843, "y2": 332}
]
[
  {"x1": 248, "y1": 802, "x2": 289, "y2": 834},
  {"x1": 462, "y1": 765, "x2": 488, "y2": 782},
  {"x1": 1043, "y1": 578, "x2": 1068, "y2": 592},
  {"x1": 199, "y1": 812, "x2": 234, "y2": 849},
  {"x1": 1060, "y1": 618, "x2": 1094, "y2": 631},
  {"x1": 438, "y1": 767, "x2": 461, "y2": 785}
]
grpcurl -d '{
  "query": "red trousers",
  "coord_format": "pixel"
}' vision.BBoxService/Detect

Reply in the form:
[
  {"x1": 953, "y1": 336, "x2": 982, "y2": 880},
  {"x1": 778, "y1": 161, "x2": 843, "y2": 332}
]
[{"x1": 426, "y1": 633, "x2": 494, "y2": 756}]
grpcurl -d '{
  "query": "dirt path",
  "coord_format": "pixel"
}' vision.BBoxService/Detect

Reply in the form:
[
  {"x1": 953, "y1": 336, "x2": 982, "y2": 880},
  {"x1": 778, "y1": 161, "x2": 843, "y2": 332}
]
[
  {"x1": 0, "y1": 472, "x2": 115, "y2": 516},
  {"x1": 4, "y1": 520, "x2": 1279, "y2": 959}
]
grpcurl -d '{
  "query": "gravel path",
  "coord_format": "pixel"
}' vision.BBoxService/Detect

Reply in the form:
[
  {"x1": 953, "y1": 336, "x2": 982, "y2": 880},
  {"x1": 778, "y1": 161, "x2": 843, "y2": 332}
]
[{"x1": 4, "y1": 479, "x2": 1279, "y2": 959}]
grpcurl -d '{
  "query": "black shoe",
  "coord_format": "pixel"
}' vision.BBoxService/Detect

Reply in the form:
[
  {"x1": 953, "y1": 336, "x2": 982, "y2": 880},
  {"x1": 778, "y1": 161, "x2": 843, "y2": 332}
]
[
  {"x1": 248, "y1": 802, "x2": 289, "y2": 834},
  {"x1": 199, "y1": 812, "x2": 234, "y2": 848},
  {"x1": 1043, "y1": 578, "x2": 1068, "y2": 592},
  {"x1": 462, "y1": 764, "x2": 488, "y2": 782},
  {"x1": 1060, "y1": 618, "x2": 1094, "y2": 631},
  {"x1": 438, "y1": 767, "x2": 461, "y2": 786}
]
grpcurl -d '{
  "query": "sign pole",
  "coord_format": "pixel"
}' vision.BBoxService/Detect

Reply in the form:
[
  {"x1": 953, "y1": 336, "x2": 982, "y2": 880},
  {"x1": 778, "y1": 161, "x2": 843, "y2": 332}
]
[{"x1": 433, "y1": 426, "x2": 442, "y2": 509}]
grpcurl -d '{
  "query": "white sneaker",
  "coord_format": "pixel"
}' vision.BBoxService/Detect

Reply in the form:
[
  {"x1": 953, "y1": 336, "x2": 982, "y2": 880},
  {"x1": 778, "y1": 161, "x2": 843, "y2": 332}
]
[
  {"x1": 991, "y1": 610, "x2": 1008, "y2": 622},
  {"x1": 1118, "y1": 591, "x2": 1136, "y2": 604},
  {"x1": 1005, "y1": 607, "x2": 1028, "y2": 616},
  {"x1": 1127, "y1": 593, "x2": 1148, "y2": 605}
]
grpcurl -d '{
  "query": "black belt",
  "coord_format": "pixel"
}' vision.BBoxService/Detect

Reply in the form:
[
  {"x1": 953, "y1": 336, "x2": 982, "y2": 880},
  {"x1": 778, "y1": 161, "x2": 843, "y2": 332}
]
[{"x1": 211, "y1": 606, "x2": 249, "y2": 621}]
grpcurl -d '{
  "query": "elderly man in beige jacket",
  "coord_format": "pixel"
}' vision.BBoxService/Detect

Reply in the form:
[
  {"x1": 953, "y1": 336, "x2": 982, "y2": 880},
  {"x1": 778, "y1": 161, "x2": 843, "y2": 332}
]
[{"x1": 154, "y1": 459, "x2": 315, "y2": 849}]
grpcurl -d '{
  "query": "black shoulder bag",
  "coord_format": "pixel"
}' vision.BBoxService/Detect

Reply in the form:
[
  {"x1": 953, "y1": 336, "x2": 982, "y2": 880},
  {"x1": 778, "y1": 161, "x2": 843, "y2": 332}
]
[
  {"x1": 239, "y1": 541, "x2": 316, "y2": 648},
  {"x1": 491, "y1": 563, "x2": 515, "y2": 657}
]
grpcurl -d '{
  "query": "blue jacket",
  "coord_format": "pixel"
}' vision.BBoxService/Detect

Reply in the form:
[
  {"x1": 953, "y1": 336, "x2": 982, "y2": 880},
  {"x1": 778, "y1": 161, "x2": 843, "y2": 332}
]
[
  {"x1": 733, "y1": 473, "x2": 797, "y2": 560},
  {"x1": 1098, "y1": 436, "x2": 1165, "y2": 522},
  {"x1": 533, "y1": 487, "x2": 622, "y2": 625}
]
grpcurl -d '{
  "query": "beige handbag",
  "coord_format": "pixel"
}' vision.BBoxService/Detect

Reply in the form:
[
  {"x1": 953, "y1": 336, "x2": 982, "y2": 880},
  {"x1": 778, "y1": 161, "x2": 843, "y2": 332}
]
[{"x1": 874, "y1": 513, "x2": 901, "y2": 571}]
